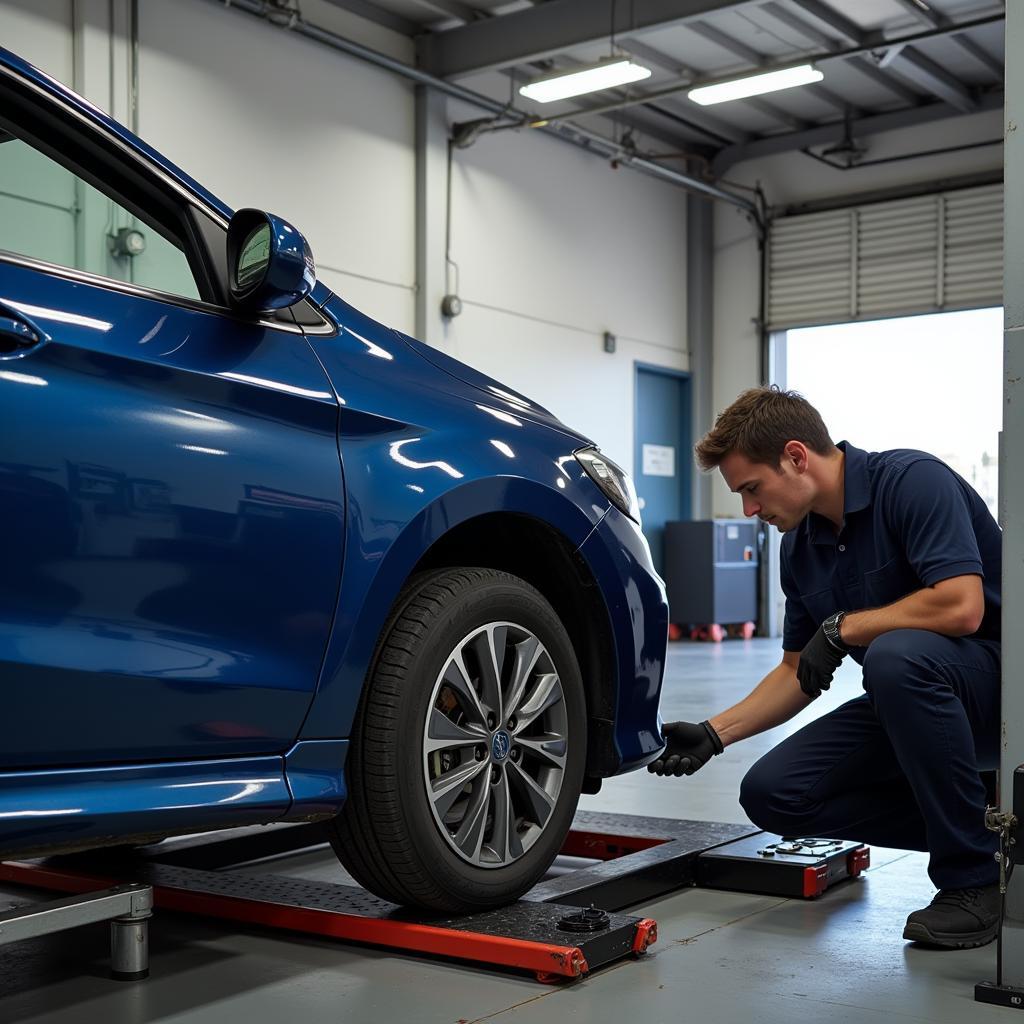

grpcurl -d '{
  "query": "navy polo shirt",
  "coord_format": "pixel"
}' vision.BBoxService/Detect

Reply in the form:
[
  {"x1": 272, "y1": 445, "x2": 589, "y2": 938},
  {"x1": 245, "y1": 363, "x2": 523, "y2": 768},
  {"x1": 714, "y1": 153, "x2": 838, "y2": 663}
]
[{"x1": 781, "y1": 441, "x2": 1001, "y2": 664}]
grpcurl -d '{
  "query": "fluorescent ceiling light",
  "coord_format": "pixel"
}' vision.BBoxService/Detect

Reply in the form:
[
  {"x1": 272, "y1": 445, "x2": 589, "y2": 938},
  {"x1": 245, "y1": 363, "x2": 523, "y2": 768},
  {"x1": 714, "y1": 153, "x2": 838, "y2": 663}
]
[
  {"x1": 520, "y1": 58, "x2": 652, "y2": 104},
  {"x1": 688, "y1": 64, "x2": 823, "y2": 106}
]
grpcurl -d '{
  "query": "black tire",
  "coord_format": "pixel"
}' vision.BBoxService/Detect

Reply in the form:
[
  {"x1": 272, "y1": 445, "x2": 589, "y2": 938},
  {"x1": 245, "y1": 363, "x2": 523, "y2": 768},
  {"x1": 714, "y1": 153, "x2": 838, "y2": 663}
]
[{"x1": 327, "y1": 567, "x2": 587, "y2": 912}]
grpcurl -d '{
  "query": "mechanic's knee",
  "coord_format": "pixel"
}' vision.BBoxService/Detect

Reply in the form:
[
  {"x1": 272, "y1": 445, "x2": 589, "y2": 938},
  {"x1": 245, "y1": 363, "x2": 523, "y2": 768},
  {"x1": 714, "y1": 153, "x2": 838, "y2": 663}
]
[
  {"x1": 861, "y1": 629, "x2": 933, "y2": 699},
  {"x1": 739, "y1": 761, "x2": 810, "y2": 836}
]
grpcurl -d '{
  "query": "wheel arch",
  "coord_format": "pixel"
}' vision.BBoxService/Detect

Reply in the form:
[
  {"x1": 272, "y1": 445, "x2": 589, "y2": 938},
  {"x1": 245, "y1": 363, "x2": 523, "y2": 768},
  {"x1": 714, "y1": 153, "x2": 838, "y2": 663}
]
[
  {"x1": 412, "y1": 512, "x2": 620, "y2": 783},
  {"x1": 300, "y1": 477, "x2": 621, "y2": 781}
]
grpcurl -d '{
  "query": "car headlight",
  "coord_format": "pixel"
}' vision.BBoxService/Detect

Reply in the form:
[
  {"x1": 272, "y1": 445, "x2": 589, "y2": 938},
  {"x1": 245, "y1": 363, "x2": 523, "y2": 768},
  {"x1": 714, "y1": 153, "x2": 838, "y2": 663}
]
[{"x1": 574, "y1": 447, "x2": 642, "y2": 525}]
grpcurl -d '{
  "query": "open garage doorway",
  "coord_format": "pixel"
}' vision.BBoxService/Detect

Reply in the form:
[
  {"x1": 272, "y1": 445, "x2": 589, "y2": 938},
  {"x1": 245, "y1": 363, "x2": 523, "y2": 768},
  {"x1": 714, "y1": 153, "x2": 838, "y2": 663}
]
[{"x1": 767, "y1": 306, "x2": 1003, "y2": 633}]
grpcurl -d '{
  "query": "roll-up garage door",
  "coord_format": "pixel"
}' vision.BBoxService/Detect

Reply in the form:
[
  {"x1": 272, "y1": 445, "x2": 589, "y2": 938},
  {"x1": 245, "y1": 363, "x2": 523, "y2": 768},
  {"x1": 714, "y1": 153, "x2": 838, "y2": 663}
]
[{"x1": 767, "y1": 183, "x2": 1003, "y2": 331}]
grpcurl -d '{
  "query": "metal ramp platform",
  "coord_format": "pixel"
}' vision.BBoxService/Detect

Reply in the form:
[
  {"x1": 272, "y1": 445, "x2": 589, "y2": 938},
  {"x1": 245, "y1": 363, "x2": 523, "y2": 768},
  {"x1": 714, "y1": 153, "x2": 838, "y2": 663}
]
[{"x1": 0, "y1": 812, "x2": 866, "y2": 983}]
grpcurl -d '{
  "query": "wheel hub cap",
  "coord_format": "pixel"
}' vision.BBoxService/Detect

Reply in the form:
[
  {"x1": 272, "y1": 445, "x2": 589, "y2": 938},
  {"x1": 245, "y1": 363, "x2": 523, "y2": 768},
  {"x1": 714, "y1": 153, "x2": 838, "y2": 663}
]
[{"x1": 491, "y1": 730, "x2": 512, "y2": 763}]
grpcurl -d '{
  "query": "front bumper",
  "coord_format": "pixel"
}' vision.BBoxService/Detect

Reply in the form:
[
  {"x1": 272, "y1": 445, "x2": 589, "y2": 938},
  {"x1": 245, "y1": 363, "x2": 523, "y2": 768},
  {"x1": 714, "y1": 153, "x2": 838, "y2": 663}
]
[{"x1": 577, "y1": 507, "x2": 668, "y2": 774}]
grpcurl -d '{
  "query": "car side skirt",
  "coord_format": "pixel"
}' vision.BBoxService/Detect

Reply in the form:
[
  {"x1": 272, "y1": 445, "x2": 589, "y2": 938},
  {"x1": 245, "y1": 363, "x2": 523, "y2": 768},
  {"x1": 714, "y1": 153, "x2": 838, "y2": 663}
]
[{"x1": 0, "y1": 752, "x2": 348, "y2": 858}]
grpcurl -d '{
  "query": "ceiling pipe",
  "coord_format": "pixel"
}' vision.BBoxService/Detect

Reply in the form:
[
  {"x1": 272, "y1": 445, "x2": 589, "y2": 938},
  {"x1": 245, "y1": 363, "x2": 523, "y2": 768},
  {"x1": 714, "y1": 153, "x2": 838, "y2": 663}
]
[{"x1": 204, "y1": 0, "x2": 760, "y2": 217}]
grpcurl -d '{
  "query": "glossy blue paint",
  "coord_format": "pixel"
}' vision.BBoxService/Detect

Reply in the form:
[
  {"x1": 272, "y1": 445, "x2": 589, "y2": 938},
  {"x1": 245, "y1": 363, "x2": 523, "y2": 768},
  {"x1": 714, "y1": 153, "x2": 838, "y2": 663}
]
[
  {"x1": 0, "y1": 757, "x2": 291, "y2": 856},
  {"x1": 282, "y1": 740, "x2": 350, "y2": 819},
  {"x1": 577, "y1": 508, "x2": 669, "y2": 771},
  {"x1": 227, "y1": 209, "x2": 316, "y2": 313},
  {"x1": 0, "y1": 260, "x2": 344, "y2": 767},
  {"x1": 0, "y1": 44, "x2": 667, "y2": 858},
  {"x1": 299, "y1": 297, "x2": 610, "y2": 741}
]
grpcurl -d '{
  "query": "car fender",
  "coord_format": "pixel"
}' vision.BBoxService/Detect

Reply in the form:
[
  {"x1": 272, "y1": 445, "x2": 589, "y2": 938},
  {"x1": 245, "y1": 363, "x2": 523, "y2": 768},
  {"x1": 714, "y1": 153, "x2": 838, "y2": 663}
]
[{"x1": 297, "y1": 475, "x2": 604, "y2": 742}]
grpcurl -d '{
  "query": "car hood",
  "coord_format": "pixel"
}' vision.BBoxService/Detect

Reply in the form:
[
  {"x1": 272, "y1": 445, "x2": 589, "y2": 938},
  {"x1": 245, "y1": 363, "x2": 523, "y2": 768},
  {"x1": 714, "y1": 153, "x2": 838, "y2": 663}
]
[{"x1": 393, "y1": 331, "x2": 595, "y2": 448}]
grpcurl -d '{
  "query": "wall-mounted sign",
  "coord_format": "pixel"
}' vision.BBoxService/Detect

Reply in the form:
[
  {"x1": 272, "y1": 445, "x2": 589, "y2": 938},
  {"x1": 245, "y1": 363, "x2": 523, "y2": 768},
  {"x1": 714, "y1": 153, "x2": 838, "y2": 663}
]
[{"x1": 642, "y1": 444, "x2": 675, "y2": 477}]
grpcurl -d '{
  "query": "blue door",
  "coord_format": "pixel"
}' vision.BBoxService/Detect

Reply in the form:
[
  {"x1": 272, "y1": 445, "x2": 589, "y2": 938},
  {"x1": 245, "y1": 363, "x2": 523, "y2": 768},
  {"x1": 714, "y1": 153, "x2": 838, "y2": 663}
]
[
  {"x1": 0, "y1": 263, "x2": 344, "y2": 768},
  {"x1": 634, "y1": 366, "x2": 691, "y2": 574},
  {"x1": 0, "y1": 80, "x2": 348, "y2": 769}
]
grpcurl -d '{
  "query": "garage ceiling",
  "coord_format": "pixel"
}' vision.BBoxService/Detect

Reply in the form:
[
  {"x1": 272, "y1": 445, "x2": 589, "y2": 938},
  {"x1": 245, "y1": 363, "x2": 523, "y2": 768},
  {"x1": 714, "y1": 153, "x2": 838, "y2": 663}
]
[{"x1": 322, "y1": 0, "x2": 1005, "y2": 174}]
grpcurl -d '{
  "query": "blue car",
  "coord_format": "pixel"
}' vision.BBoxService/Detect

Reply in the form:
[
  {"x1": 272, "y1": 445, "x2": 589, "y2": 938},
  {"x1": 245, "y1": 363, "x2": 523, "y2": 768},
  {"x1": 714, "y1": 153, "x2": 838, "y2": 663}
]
[{"x1": 0, "y1": 46, "x2": 667, "y2": 911}]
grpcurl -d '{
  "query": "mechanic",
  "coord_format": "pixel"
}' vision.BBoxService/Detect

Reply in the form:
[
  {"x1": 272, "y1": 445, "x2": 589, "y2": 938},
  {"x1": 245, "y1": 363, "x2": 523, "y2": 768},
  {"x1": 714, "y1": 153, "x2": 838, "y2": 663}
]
[{"x1": 650, "y1": 385, "x2": 1002, "y2": 949}]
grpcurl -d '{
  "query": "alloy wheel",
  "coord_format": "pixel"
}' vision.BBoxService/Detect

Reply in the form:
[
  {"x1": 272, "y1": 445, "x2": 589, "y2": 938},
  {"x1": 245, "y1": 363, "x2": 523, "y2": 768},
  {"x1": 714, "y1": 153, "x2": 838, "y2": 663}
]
[{"x1": 422, "y1": 622, "x2": 568, "y2": 868}]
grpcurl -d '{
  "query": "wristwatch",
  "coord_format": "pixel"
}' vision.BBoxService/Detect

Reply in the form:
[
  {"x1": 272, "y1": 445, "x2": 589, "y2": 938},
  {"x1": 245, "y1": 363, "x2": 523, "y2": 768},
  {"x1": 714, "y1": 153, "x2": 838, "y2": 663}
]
[{"x1": 822, "y1": 611, "x2": 850, "y2": 652}]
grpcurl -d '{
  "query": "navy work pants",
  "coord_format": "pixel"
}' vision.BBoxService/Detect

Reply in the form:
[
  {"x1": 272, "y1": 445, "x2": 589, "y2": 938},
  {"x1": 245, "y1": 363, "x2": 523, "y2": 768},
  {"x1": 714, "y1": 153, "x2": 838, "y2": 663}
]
[{"x1": 739, "y1": 629, "x2": 1001, "y2": 890}]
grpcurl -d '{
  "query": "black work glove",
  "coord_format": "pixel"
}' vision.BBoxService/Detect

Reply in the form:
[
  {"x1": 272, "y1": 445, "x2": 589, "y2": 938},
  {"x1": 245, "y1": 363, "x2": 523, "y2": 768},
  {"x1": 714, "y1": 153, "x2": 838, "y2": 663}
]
[
  {"x1": 797, "y1": 622, "x2": 847, "y2": 699},
  {"x1": 647, "y1": 720, "x2": 723, "y2": 777}
]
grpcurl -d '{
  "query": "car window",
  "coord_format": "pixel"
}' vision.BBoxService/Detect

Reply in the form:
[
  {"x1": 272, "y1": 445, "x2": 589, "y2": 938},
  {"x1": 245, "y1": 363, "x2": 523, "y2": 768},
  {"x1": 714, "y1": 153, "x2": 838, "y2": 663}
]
[{"x1": 0, "y1": 130, "x2": 201, "y2": 301}]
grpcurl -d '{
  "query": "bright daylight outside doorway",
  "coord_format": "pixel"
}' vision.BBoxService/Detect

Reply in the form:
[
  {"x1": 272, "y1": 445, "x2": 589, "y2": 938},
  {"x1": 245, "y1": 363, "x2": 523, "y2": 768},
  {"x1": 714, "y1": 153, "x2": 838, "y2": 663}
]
[{"x1": 782, "y1": 307, "x2": 1003, "y2": 520}]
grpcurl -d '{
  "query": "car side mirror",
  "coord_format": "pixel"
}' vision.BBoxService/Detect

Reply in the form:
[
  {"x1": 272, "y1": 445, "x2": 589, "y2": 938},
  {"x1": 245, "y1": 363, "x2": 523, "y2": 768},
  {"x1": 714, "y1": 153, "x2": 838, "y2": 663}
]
[{"x1": 226, "y1": 209, "x2": 315, "y2": 315}]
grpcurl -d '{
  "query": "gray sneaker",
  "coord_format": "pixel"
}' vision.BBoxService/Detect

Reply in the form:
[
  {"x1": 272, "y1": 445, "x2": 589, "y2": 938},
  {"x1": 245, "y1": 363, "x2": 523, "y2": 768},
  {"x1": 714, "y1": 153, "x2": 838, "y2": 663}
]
[{"x1": 903, "y1": 884, "x2": 1001, "y2": 949}]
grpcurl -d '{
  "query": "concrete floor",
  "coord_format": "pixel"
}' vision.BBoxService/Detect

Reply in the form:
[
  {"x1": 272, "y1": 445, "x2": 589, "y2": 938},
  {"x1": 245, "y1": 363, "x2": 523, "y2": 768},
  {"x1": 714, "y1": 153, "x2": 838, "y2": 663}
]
[{"x1": 0, "y1": 639, "x2": 1017, "y2": 1023}]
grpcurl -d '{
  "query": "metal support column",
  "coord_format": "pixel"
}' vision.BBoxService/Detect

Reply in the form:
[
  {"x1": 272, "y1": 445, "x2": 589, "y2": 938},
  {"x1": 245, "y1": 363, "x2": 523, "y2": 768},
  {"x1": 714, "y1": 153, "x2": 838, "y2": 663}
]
[
  {"x1": 687, "y1": 173, "x2": 714, "y2": 521},
  {"x1": 997, "y1": 0, "x2": 1024, "y2": 980},
  {"x1": 0, "y1": 883, "x2": 153, "y2": 980},
  {"x1": 414, "y1": 85, "x2": 449, "y2": 348},
  {"x1": 977, "y1": 2, "x2": 1024, "y2": 1008}
]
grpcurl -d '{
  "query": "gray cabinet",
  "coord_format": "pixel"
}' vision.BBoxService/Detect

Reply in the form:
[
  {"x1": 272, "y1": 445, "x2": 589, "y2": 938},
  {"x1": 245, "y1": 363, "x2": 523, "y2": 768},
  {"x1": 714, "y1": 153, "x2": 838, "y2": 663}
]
[{"x1": 664, "y1": 520, "x2": 759, "y2": 625}]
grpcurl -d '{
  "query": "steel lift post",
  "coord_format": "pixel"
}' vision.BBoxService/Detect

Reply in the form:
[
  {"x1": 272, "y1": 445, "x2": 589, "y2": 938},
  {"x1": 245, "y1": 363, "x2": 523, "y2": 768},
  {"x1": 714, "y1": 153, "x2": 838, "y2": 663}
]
[{"x1": 975, "y1": 5, "x2": 1024, "y2": 1009}]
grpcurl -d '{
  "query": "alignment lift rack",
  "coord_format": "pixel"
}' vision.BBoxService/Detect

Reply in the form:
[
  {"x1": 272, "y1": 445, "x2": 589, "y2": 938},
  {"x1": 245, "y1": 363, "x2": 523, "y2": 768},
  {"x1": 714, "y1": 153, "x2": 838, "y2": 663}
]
[{"x1": 0, "y1": 811, "x2": 869, "y2": 984}]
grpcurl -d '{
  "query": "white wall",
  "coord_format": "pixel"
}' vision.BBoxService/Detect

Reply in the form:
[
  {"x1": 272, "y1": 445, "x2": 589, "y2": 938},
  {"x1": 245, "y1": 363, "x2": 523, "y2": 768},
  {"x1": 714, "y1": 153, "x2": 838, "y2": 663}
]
[
  {"x1": 441, "y1": 114, "x2": 688, "y2": 470},
  {"x1": 139, "y1": 0, "x2": 418, "y2": 333},
  {"x1": 2, "y1": 0, "x2": 73, "y2": 80},
  {"x1": 711, "y1": 107, "x2": 1005, "y2": 517},
  {"x1": 2, "y1": 0, "x2": 690, "y2": 475}
]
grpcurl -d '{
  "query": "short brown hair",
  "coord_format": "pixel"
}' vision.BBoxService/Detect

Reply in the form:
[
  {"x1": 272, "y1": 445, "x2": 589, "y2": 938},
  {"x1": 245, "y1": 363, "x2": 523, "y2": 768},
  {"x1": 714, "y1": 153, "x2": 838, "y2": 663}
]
[{"x1": 694, "y1": 385, "x2": 833, "y2": 471}]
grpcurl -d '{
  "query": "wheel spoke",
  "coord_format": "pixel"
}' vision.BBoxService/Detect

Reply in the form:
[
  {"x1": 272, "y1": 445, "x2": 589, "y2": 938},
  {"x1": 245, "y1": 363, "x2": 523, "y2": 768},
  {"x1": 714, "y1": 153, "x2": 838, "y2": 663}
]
[
  {"x1": 430, "y1": 756, "x2": 489, "y2": 821},
  {"x1": 484, "y1": 770, "x2": 523, "y2": 865},
  {"x1": 469, "y1": 624, "x2": 508, "y2": 720},
  {"x1": 502, "y1": 636, "x2": 542, "y2": 725},
  {"x1": 452, "y1": 771, "x2": 491, "y2": 861},
  {"x1": 515, "y1": 733, "x2": 567, "y2": 770},
  {"x1": 440, "y1": 652, "x2": 489, "y2": 729},
  {"x1": 511, "y1": 672, "x2": 563, "y2": 733},
  {"x1": 424, "y1": 707, "x2": 486, "y2": 756},
  {"x1": 507, "y1": 759, "x2": 555, "y2": 826}
]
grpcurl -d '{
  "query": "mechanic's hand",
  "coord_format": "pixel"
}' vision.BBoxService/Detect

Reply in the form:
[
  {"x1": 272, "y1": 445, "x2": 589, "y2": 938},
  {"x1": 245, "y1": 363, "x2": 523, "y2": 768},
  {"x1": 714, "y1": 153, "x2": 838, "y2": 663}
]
[
  {"x1": 647, "y1": 720, "x2": 723, "y2": 778},
  {"x1": 797, "y1": 622, "x2": 847, "y2": 699}
]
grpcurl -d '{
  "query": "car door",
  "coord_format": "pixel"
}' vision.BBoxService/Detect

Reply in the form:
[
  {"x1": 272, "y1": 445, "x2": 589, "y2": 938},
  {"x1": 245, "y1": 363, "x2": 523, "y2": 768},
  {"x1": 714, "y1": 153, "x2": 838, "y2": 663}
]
[{"x1": 0, "y1": 71, "x2": 344, "y2": 769}]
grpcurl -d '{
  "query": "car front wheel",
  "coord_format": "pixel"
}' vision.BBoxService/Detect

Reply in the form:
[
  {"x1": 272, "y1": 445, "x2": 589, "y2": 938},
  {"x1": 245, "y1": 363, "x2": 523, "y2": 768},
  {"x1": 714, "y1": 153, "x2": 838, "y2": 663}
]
[{"x1": 327, "y1": 567, "x2": 586, "y2": 912}]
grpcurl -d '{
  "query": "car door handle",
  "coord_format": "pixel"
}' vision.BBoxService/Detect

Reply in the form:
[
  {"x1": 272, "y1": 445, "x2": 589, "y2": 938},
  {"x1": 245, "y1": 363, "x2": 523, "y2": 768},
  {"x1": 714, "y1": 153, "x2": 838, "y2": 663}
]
[{"x1": 0, "y1": 304, "x2": 47, "y2": 359}]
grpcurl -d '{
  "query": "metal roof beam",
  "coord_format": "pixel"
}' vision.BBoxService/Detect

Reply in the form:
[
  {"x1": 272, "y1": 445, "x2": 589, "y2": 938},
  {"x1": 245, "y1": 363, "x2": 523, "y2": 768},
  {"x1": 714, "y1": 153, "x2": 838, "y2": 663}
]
[
  {"x1": 885, "y1": 45, "x2": 977, "y2": 111},
  {"x1": 321, "y1": 0, "x2": 419, "y2": 35},
  {"x1": 743, "y1": 97, "x2": 810, "y2": 131},
  {"x1": 952, "y1": 34, "x2": 1004, "y2": 80},
  {"x1": 786, "y1": 0, "x2": 864, "y2": 46},
  {"x1": 618, "y1": 37, "x2": 700, "y2": 79},
  {"x1": 644, "y1": 98, "x2": 751, "y2": 146},
  {"x1": 711, "y1": 89, "x2": 1003, "y2": 173},
  {"x1": 760, "y1": 1, "x2": 843, "y2": 50},
  {"x1": 498, "y1": 12, "x2": 1000, "y2": 142},
  {"x1": 687, "y1": 20, "x2": 813, "y2": 127},
  {"x1": 845, "y1": 54, "x2": 926, "y2": 104},
  {"x1": 764, "y1": 1, "x2": 991, "y2": 107},
  {"x1": 688, "y1": 19, "x2": 762, "y2": 66},
  {"x1": 501, "y1": 66, "x2": 733, "y2": 150},
  {"x1": 891, "y1": 0, "x2": 944, "y2": 29},
  {"x1": 406, "y1": 0, "x2": 484, "y2": 22},
  {"x1": 891, "y1": 0, "x2": 1004, "y2": 81},
  {"x1": 417, "y1": 0, "x2": 765, "y2": 79},
  {"x1": 759, "y1": 4, "x2": 894, "y2": 112}
]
